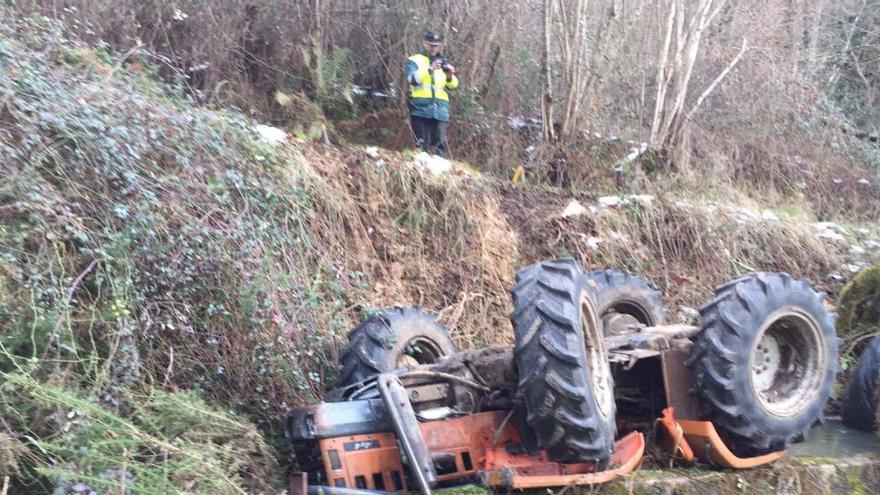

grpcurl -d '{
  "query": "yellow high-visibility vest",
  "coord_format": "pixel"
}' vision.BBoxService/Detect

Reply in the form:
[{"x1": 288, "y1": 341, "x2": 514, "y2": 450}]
[{"x1": 407, "y1": 53, "x2": 459, "y2": 102}]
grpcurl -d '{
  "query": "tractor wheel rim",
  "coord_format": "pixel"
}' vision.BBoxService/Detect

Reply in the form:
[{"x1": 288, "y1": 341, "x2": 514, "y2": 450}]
[
  {"x1": 749, "y1": 307, "x2": 826, "y2": 418},
  {"x1": 397, "y1": 337, "x2": 444, "y2": 368},
  {"x1": 582, "y1": 294, "x2": 614, "y2": 419}
]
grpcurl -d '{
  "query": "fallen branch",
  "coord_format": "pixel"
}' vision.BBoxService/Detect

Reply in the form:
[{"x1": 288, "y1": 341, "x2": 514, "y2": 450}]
[{"x1": 40, "y1": 258, "x2": 102, "y2": 361}]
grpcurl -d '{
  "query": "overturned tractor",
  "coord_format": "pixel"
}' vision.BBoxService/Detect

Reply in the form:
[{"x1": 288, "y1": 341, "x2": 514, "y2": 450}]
[{"x1": 286, "y1": 259, "x2": 839, "y2": 494}]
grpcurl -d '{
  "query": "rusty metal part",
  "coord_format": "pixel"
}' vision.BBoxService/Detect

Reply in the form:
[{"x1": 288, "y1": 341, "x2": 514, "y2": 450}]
[
  {"x1": 677, "y1": 419, "x2": 786, "y2": 468},
  {"x1": 289, "y1": 472, "x2": 307, "y2": 495},
  {"x1": 656, "y1": 407, "x2": 695, "y2": 463},
  {"x1": 482, "y1": 431, "x2": 646, "y2": 489},
  {"x1": 377, "y1": 374, "x2": 437, "y2": 493},
  {"x1": 660, "y1": 348, "x2": 706, "y2": 420},
  {"x1": 607, "y1": 324, "x2": 698, "y2": 368},
  {"x1": 287, "y1": 399, "x2": 392, "y2": 441},
  {"x1": 603, "y1": 312, "x2": 643, "y2": 336}
]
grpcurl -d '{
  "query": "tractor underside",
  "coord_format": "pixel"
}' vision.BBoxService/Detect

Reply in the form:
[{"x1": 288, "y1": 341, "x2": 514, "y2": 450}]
[{"x1": 286, "y1": 261, "x2": 838, "y2": 494}]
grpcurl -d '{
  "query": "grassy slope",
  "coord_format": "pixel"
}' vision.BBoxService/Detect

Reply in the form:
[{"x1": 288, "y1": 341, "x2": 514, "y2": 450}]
[{"x1": 1, "y1": 13, "x2": 879, "y2": 494}]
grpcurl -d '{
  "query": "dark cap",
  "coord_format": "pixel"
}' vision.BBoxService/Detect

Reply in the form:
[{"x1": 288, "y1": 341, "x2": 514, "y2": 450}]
[{"x1": 424, "y1": 30, "x2": 444, "y2": 45}]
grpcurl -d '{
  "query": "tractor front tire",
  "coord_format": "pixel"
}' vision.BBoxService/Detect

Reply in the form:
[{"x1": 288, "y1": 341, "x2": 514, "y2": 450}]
[
  {"x1": 689, "y1": 273, "x2": 838, "y2": 456},
  {"x1": 511, "y1": 258, "x2": 616, "y2": 465},
  {"x1": 336, "y1": 307, "x2": 458, "y2": 388}
]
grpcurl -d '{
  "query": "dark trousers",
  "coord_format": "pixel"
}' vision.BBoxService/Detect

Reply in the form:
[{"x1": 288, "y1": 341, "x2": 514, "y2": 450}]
[{"x1": 410, "y1": 116, "x2": 448, "y2": 157}]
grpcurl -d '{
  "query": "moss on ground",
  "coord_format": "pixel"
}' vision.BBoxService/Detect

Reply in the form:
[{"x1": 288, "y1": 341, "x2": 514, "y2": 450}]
[{"x1": 837, "y1": 264, "x2": 880, "y2": 343}]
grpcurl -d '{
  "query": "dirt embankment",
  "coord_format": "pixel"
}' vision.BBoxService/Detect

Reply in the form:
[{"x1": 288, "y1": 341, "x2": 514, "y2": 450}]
[{"x1": 297, "y1": 142, "x2": 878, "y2": 352}]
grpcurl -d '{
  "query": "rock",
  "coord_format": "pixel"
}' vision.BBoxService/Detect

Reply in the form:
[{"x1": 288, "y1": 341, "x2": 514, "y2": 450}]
[
  {"x1": 813, "y1": 221, "x2": 848, "y2": 234},
  {"x1": 598, "y1": 196, "x2": 621, "y2": 208},
  {"x1": 727, "y1": 207, "x2": 760, "y2": 223},
  {"x1": 629, "y1": 194, "x2": 655, "y2": 205},
  {"x1": 858, "y1": 178, "x2": 871, "y2": 185},
  {"x1": 414, "y1": 152, "x2": 452, "y2": 176},
  {"x1": 851, "y1": 245, "x2": 867, "y2": 255},
  {"x1": 365, "y1": 146, "x2": 380, "y2": 159},
  {"x1": 254, "y1": 124, "x2": 288, "y2": 145},
  {"x1": 814, "y1": 222, "x2": 849, "y2": 242},
  {"x1": 562, "y1": 200, "x2": 587, "y2": 218},
  {"x1": 817, "y1": 230, "x2": 846, "y2": 242}
]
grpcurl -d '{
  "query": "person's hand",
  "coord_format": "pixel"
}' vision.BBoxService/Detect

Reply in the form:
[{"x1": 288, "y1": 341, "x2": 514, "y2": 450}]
[
  {"x1": 431, "y1": 59, "x2": 443, "y2": 70},
  {"x1": 444, "y1": 64, "x2": 455, "y2": 74}
]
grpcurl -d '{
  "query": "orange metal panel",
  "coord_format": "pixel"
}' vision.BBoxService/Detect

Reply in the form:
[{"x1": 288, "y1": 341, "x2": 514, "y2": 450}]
[
  {"x1": 656, "y1": 407, "x2": 695, "y2": 463},
  {"x1": 315, "y1": 411, "x2": 648, "y2": 490},
  {"x1": 319, "y1": 432, "x2": 408, "y2": 491},
  {"x1": 482, "y1": 431, "x2": 646, "y2": 489},
  {"x1": 677, "y1": 419, "x2": 786, "y2": 469}
]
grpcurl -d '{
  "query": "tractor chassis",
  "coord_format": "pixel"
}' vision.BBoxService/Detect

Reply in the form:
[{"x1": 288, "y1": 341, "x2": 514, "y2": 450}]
[{"x1": 287, "y1": 323, "x2": 785, "y2": 494}]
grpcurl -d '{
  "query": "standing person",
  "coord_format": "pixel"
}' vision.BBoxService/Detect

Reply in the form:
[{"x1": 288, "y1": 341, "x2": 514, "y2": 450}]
[{"x1": 406, "y1": 30, "x2": 459, "y2": 157}]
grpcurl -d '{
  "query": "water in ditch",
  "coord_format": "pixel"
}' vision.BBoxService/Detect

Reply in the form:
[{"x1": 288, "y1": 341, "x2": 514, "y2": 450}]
[{"x1": 789, "y1": 418, "x2": 879, "y2": 457}]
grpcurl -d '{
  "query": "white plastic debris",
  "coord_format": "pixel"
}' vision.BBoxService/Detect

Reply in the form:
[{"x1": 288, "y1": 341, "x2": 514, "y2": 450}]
[
  {"x1": 727, "y1": 207, "x2": 760, "y2": 224},
  {"x1": 833, "y1": 178, "x2": 843, "y2": 184},
  {"x1": 816, "y1": 230, "x2": 846, "y2": 242},
  {"x1": 813, "y1": 222, "x2": 848, "y2": 235},
  {"x1": 365, "y1": 146, "x2": 380, "y2": 159},
  {"x1": 856, "y1": 228, "x2": 871, "y2": 236},
  {"x1": 857, "y1": 178, "x2": 871, "y2": 185},
  {"x1": 562, "y1": 200, "x2": 588, "y2": 218},
  {"x1": 584, "y1": 236, "x2": 602, "y2": 251},
  {"x1": 414, "y1": 152, "x2": 452, "y2": 176},
  {"x1": 842, "y1": 263, "x2": 862, "y2": 273},
  {"x1": 172, "y1": 9, "x2": 188, "y2": 21},
  {"x1": 507, "y1": 116, "x2": 527, "y2": 129},
  {"x1": 598, "y1": 196, "x2": 621, "y2": 208},
  {"x1": 255, "y1": 124, "x2": 288, "y2": 146},
  {"x1": 761, "y1": 211, "x2": 780, "y2": 222},
  {"x1": 850, "y1": 245, "x2": 866, "y2": 255}
]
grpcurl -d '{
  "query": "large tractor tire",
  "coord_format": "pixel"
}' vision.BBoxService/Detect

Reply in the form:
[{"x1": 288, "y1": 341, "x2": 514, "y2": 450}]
[
  {"x1": 511, "y1": 258, "x2": 617, "y2": 465},
  {"x1": 585, "y1": 269, "x2": 666, "y2": 335},
  {"x1": 688, "y1": 273, "x2": 839, "y2": 456},
  {"x1": 336, "y1": 307, "x2": 458, "y2": 388},
  {"x1": 841, "y1": 336, "x2": 880, "y2": 432}
]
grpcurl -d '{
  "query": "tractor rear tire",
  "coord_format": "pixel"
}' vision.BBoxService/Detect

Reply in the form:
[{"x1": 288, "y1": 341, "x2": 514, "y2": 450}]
[
  {"x1": 511, "y1": 258, "x2": 617, "y2": 465},
  {"x1": 586, "y1": 269, "x2": 666, "y2": 334},
  {"x1": 841, "y1": 336, "x2": 880, "y2": 432},
  {"x1": 688, "y1": 273, "x2": 838, "y2": 456},
  {"x1": 336, "y1": 307, "x2": 458, "y2": 388}
]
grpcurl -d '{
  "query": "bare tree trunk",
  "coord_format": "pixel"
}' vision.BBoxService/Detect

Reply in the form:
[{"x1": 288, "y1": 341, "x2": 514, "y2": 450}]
[
  {"x1": 542, "y1": 0, "x2": 557, "y2": 142},
  {"x1": 301, "y1": 0, "x2": 326, "y2": 99},
  {"x1": 650, "y1": 0, "x2": 677, "y2": 145},
  {"x1": 649, "y1": 0, "x2": 732, "y2": 160}
]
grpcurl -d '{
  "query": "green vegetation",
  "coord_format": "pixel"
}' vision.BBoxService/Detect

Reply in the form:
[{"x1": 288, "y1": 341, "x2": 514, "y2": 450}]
[{"x1": 1, "y1": 10, "x2": 879, "y2": 495}]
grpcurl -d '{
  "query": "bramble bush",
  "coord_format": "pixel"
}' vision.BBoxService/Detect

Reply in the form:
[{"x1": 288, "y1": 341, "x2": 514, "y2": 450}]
[{"x1": 1, "y1": 13, "x2": 356, "y2": 493}]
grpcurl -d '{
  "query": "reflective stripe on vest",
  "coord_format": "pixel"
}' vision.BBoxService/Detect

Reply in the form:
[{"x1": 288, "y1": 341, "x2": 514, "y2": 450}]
[{"x1": 408, "y1": 54, "x2": 452, "y2": 102}]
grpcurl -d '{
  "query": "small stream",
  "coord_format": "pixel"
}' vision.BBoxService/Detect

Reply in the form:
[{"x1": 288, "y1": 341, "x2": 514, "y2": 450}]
[{"x1": 789, "y1": 419, "x2": 880, "y2": 457}]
